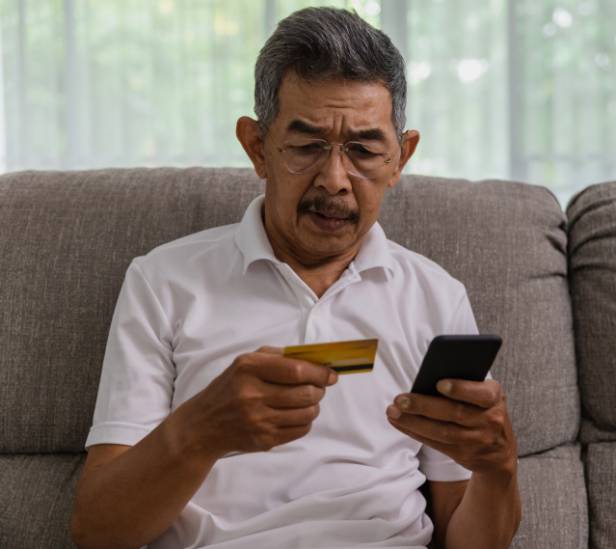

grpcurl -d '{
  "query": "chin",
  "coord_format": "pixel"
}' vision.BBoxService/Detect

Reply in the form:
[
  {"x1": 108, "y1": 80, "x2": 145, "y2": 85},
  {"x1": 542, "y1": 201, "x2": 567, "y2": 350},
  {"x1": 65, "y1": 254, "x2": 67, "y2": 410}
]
[{"x1": 303, "y1": 236, "x2": 356, "y2": 258}]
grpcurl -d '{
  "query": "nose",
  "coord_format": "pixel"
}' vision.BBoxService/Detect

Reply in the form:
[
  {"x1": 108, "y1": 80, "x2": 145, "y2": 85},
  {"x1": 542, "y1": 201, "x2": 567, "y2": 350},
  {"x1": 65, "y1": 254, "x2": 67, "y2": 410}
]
[{"x1": 314, "y1": 143, "x2": 352, "y2": 195}]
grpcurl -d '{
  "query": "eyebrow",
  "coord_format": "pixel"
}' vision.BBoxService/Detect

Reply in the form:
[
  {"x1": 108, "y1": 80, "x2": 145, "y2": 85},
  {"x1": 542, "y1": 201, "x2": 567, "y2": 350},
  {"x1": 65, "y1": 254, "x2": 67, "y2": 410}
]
[{"x1": 286, "y1": 119, "x2": 388, "y2": 142}]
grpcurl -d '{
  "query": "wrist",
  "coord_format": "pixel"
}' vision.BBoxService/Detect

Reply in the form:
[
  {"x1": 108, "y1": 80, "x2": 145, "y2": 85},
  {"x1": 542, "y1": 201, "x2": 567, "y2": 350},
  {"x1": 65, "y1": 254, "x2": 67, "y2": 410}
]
[
  {"x1": 164, "y1": 401, "x2": 225, "y2": 465},
  {"x1": 472, "y1": 455, "x2": 518, "y2": 487}
]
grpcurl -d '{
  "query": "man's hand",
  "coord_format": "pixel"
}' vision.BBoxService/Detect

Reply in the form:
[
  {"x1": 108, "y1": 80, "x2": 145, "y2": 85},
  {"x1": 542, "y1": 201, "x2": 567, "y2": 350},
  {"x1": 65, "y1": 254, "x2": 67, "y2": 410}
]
[
  {"x1": 386, "y1": 379, "x2": 517, "y2": 475},
  {"x1": 177, "y1": 346, "x2": 338, "y2": 459},
  {"x1": 387, "y1": 379, "x2": 521, "y2": 548},
  {"x1": 71, "y1": 347, "x2": 337, "y2": 549}
]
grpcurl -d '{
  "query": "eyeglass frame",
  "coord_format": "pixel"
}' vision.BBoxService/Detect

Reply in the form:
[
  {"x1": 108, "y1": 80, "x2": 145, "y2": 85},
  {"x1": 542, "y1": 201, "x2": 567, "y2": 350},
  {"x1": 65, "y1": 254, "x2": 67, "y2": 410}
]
[{"x1": 275, "y1": 132, "x2": 407, "y2": 180}]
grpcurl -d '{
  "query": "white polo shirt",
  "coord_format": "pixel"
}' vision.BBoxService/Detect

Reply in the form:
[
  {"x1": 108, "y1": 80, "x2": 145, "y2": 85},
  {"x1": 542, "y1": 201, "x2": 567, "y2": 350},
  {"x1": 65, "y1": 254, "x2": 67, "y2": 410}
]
[{"x1": 86, "y1": 194, "x2": 478, "y2": 549}]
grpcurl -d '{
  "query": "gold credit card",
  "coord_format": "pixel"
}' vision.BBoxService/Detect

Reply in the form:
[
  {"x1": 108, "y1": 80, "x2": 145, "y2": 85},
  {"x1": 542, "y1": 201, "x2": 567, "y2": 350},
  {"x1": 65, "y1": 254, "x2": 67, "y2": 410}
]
[{"x1": 283, "y1": 338, "x2": 378, "y2": 375}]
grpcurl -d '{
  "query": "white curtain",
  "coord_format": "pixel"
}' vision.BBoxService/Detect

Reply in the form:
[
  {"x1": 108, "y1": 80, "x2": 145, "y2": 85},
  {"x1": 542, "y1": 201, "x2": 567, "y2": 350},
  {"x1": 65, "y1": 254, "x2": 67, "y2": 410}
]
[{"x1": 1, "y1": 0, "x2": 615, "y2": 208}]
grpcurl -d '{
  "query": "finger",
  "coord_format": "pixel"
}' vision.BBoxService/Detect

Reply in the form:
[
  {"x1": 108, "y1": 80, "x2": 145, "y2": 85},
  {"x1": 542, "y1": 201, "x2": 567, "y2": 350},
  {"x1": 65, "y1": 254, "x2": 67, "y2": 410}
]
[
  {"x1": 436, "y1": 378, "x2": 502, "y2": 409},
  {"x1": 263, "y1": 383, "x2": 326, "y2": 409},
  {"x1": 390, "y1": 424, "x2": 455, "y2": 457},
  {"x1": 257, "y1": 345, "x2": 284, "y2": 355},
  {"x1": 248, "y1": 423, "x2": 313, "y2": 452},
  {"x1": 274, "y1": 424, "x2": 314, "y2": 446},
  {"x1": 387, "y1": 411, "x2": 478, "y2": 446},
  {"x1": 242, "y1": 353, "x2": 337, "y2": 388},
  {"x1": 392, "y1": 393, "x2": 485, "y2": 427},
  {"x1": 273, "y1": 404, "x2": 320, "y2": 427},
  {"x1": 387, "y1": 418, "x2": 515, "y2": 475}
]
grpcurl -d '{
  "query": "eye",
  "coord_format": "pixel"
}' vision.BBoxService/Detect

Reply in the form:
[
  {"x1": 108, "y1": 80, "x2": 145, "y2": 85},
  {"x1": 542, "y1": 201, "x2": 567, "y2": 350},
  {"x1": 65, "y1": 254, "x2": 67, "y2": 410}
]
[
  {"x1": 288, "y1": 142, "x2": 326, "y2": 156},
  {"x1": 346, "y1": 142, "x2": 380, "y2": 158}
]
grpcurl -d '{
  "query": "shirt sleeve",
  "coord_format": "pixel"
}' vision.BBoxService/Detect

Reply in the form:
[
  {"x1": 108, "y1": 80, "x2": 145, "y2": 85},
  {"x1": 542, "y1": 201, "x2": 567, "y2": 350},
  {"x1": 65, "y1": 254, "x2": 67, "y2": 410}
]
[
  {"x1": 418, "y1": 287, "x2": 479, "y2": 481},
  {"x1": 85, "y1": 258, "x2": 176, "y2": 449}
]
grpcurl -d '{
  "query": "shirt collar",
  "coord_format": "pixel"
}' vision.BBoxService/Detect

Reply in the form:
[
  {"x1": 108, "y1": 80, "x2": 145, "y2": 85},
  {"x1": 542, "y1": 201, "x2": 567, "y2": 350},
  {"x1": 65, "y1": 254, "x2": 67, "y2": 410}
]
[
  {"x1": 234, "y1": 195, "x2": 282, "y2": 274},
  {"x1": 234, "y1": 194, "x2": 394, "y2": 279},
  {"x1": 350, "y1": 219, "x2": 395, "y2": 279}
]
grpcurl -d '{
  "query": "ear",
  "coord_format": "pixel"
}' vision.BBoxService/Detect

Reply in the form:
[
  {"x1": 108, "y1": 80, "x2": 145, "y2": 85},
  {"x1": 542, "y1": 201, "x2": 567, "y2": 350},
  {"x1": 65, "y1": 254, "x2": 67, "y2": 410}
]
[
  {"x1": 386, "y1": 130, "x2": 420, "y2": 188},
  {"x1": 236, "y1": 116, "x2": 268, "y2": 179}
]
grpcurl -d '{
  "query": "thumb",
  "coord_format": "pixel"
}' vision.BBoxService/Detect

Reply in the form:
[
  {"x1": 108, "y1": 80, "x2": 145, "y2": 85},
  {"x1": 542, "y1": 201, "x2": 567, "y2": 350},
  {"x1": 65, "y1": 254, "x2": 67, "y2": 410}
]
[{"x1": 258, "y1": 345, "x2": 284, "y2": 355}]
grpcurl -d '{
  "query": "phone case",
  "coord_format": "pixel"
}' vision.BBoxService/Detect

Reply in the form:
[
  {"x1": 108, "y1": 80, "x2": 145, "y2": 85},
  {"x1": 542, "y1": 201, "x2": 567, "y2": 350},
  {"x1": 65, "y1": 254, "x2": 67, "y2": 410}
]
[{"x1": 410, "y1": 335, "x2": 502, "y2": 396}]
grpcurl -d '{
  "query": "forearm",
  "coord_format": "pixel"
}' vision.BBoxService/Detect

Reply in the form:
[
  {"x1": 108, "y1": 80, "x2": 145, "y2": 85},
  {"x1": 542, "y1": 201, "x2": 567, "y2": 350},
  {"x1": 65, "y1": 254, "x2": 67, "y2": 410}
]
[
  {"x1": 72, "y1": 406, "x2": 220, "y2": 549},
  {"x1": 444, "y1": 464, "x2": 521, "y2": 549}
]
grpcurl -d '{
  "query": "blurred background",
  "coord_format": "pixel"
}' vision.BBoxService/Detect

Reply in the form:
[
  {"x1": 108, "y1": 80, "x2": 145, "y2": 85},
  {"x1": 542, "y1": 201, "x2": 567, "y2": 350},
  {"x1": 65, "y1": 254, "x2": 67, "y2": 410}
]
[{"x1": 1, "y1": 0, "x2": 615, "y2": 208}]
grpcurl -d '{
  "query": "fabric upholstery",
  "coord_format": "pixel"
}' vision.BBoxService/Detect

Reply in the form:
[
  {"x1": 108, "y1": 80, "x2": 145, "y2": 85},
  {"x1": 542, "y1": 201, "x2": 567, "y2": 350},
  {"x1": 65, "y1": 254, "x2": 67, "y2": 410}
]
[
  {"x1": 568, "y1": 181, "x2": 616, "y2": 549},
  {"x1": 0, "y1": 168, "x2": 264, "y2": 452},
  {"x1": 567, "y1": 181, "x2": 616, "y2": 437},
  {"x1": 0, "y1": 169, "x2": 578, "y2": 457},
  {"x1": 512, "y1": 445, "x2": 588, "y2": 549},
  {"x1": 1, "y1": 167, "x2": 614, "y2": 548},
  {"x1": 585, "y1": 442, "x2": 616, "y2": 549},
  {"x1": 0, "y1": 454, "x2": 83, "y2": 548},
  {"x1": 380, "y1": 177, "x2": 578, "y2": 456}
]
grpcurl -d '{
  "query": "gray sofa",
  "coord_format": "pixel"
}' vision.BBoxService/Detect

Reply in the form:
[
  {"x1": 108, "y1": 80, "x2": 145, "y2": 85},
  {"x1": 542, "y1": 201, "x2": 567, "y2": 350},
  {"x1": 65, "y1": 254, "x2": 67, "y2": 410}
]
[{"x1": 1, "y1": 167, "x2": 615, "y2": 549}]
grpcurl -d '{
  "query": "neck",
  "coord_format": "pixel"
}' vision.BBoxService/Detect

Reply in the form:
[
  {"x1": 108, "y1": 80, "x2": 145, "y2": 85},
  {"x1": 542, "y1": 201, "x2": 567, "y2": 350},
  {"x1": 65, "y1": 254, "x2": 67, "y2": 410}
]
[
  {"x1": 262, "y1": 212, "x2": 359, "y2": 298},
  {"x1": 283, "y1": 253, "x2": 355, "y2": 298}
]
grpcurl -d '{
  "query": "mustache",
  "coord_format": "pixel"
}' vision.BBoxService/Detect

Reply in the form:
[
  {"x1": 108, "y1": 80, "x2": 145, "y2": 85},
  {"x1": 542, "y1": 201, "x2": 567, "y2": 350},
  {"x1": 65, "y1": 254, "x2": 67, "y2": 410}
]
[{"x1": 298, "y1": 195, "x2": 359, "y2": 223}]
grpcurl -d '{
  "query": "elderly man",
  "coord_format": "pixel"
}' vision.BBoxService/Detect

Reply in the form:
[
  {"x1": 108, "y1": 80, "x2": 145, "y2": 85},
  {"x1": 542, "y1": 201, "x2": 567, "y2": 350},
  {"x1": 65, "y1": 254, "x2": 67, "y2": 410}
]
[{"x1": 71, "y1": 7, "x2": 521, "y2": 549}]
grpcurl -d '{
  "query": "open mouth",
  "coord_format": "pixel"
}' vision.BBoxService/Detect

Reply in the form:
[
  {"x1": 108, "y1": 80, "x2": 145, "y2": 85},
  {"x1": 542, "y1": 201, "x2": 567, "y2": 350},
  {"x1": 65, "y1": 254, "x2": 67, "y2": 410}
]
[
  {"x1": 298, "y1": 198, "x2": 358, "y2": 231},
  {"x1": 312, "y1": 210, "x2": 349, "y2": 220},
  {"x1": 306, "y1": 210, "x2": 352, "y2": 230}
]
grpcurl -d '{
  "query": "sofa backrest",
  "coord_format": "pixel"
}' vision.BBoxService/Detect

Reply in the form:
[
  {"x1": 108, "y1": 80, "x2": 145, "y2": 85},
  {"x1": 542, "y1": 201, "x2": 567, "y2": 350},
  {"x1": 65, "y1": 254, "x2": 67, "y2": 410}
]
[
  {"x1": 0, "y1": 168, "x2": 264, "y2": 453},
  {"x1": 380, "y1": 175, "x2": 578, "y2": 457},
  {"x1": 567, "y1": 182, "x2": 616, "y2": 439},
  {"x1": 0, "y1": 167, "x2": 578, "y2": 459},
  {"x1": 566, "y1": 181, "x2": 616, "y2": 549}
]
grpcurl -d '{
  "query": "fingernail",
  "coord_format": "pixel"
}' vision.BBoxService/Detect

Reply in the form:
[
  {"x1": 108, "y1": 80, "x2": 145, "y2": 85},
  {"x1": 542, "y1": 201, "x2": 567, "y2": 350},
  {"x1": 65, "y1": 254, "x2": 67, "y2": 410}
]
[
  {"x1": 437, "y1": 380, "x2": 452, "y2": 394},
  {"x1": 387, "y1": 405, "x2": 401, "y2": 419},
  {"x1": 328, "y1": 371, "x2": 338, "y2": 385}
]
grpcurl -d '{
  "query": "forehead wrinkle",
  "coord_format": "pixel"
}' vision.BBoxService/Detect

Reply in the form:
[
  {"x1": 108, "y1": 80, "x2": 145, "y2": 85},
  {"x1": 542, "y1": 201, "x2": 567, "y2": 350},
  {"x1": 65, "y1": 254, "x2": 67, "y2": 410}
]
[
  {"x1": 286, "y1": 119, "x2": 327, "y2": 136},
  {"x1": 286, "y1": 117, "x2": 387, "y2": 142},
  {"x1": 277, "y1": 74, "x2": 395, "y2": 141},
  {"x1": 345, "y1": 127, "x2": 387, "y2": 142}
]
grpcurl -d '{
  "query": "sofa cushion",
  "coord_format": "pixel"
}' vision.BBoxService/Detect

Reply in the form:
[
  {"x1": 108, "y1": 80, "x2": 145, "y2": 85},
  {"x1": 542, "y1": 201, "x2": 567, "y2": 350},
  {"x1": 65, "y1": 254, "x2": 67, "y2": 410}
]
[
  {"x1": 567, "y1": 181, "x2": 616, "y2": 439},
  {"x1": 0, "y1": 453, "x2": 83, "y2": 548},
  {"x1": 585, "y1": 442, "x2": 616, "y2": 549},
  {"x1": 0, "y1": 448, "x2": 588, "y2": 549},
  {"x1": 512, "y1": 445, "x2": 587, "y2": 549},
  {"x1": 0, "y1": 168, "x2": 264, "y2": 452}
]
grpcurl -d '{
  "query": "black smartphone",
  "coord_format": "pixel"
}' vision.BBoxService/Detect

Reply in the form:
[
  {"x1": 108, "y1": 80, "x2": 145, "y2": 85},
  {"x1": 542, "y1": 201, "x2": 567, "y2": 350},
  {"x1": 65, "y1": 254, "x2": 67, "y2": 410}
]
[{"x1": 410, "y1": 335, "x2": 502, "y2": 396}]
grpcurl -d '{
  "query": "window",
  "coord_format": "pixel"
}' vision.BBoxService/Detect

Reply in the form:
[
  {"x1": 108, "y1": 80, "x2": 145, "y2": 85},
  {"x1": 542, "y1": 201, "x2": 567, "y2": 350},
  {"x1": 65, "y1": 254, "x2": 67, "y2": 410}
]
[{"x1": 1, "y1": 0, "x2": 615, "y2": 208}]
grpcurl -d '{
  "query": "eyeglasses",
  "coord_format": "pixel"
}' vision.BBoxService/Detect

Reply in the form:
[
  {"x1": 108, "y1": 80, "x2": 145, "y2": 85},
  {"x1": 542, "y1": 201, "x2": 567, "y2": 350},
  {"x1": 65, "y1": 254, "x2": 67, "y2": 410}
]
[{"x1": 276, "y1": 138, "x2": 395, "y2": 179}]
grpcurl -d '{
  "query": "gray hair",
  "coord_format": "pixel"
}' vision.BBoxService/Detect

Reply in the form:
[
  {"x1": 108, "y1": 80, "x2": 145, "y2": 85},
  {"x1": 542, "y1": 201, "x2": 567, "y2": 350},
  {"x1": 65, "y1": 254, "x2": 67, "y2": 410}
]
[{"x1": 254, "y1": 7, "x2": 407, "y2": 137}]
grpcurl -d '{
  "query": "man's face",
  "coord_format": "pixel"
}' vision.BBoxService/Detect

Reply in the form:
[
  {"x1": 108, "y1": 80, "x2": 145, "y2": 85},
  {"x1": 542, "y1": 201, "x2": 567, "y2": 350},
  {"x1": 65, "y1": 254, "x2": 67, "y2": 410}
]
[{"x1": 255, "y1": 71, "x2": 415, "y2": 266}]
